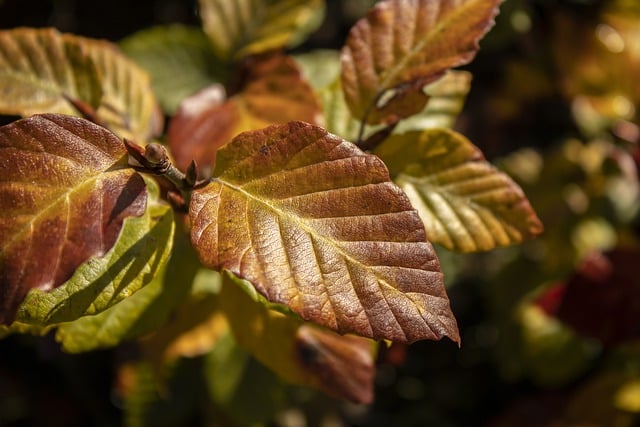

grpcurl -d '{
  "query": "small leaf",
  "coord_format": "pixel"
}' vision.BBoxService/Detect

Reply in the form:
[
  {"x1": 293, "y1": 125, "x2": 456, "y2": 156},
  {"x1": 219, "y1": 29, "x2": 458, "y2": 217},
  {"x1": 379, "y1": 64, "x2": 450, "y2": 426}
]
[
  {"x1": 198, "y1": 0, "x2": 326, "y2": 61},
  {"x1": 168, "y1": 53, "x2": 322, "y2": 172},
  {"x1": 375, "y1": 128, "x2": 543, "y2": 252},
  {"x1": 341, "y1": 0, "x2": 501, "y2": 124},
  {"x1": 0, "y1": 27, "x2": 102, "y2": 117},
  {"x1": 189, "y1": 121, "x2": 459, "y2": 344},
  {"x1": 220, "y1": 272, "x2": 376, "y2": 403},
  {"x1": 120, "y1": 24, "x2": 228, "y2": 115},
  {"x1": 0, "y1": 114, "x2": 147, "y2": 324}
]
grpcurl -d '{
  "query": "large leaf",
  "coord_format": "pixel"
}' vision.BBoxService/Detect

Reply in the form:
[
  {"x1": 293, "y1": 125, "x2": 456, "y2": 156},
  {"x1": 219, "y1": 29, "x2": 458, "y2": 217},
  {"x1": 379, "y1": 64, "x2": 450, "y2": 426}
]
[
  {"x1": 0, "y1": 114, "x2": 147, "y2": 324},
  {"x1": 120, "y1": 24, "x2": 228, "y2": 115},
  {"x1": 189, "y1": 121, "x2": 459, "y2": 344},
  {"x1": 375, "y1": 128, "x2": 543, "y2": 252},
  {"x1": 341, "y1": 0, "x2": 501, "y2": 124},
  {"x1": 168, "y1": 53, "x2": 321, "y2": 172},
  {"x1": 0, "y1": 28, "x2": 163, "y2": 142},
  {"x1": 220, "y1": 272, "x2": 376, "y2": 403},
  {"x1": 0, "y1": 27, "x2": 102, "y2": 117},
  {"x1": 198, "y1": 0, "x2": 325, "y2": 61}
]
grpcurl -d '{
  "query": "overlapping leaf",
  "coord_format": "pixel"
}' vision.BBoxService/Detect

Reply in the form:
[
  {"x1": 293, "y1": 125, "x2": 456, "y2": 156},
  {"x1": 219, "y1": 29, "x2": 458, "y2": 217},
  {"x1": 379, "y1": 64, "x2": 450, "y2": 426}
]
[
  {"x1": 0, "y1": 28, "x2": 163, "y2": 142},
  {"x1": 198, "y1": 0, "x2": 325, "y2": 61},
  {"x1": 220, "y1": 272, "x2": 376, "y2": 403},
  {"x1": 120, "y1": 24, "x2": 228, "y2": 115},
  {"x1": 189, "y1": 121, "x2": 459, "y2": 344},
  {"x1": 375, "y1": 129, "x2": 543, "y2": 252},
  {"x1": 0, "y1": 114, "x2": 147, "y2": 325},
  {"x1": 341, "y1": 0, "x2": 501, "y2": 124},
  {"x1": 168, "y1": 53, "x2": 321, "y2": 172}
]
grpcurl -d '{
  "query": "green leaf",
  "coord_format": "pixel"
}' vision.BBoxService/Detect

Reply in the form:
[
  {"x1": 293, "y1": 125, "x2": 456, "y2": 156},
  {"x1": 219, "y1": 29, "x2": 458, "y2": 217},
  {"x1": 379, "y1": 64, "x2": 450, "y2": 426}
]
[
  {"x1": 375, "y1": 128, "x2": 543, "y2": 252},
  {"x1": 0, "y1": 114, "x2": 147, "y2": 325},
  {"x1": 341, "y1": 0, "x2": 501, "y2": 124},
  {"x1": 0, "y1": 27, "x2": 102, "y2": 116},
  {"x1": 189, "y1": 121, "x2": 459, "y2": 344},
  {"x1": 294, "y1": 49, "x2": 342, "y2": 90},
  {"x1": 120, "y1": 24, "x2": 228, "y2": 115},
  {"x1": 198, "y1": 0, "x2": 326, "y2": 60},
  {"x1": 220, "y1": 272, "x2": 376, "y2": 403},
  {"x1": 0, "y1": 28, "x2": 163, "y2": 142},
  {"x1": 168, "y1": 53, "x2": 322, "y2": 172}
]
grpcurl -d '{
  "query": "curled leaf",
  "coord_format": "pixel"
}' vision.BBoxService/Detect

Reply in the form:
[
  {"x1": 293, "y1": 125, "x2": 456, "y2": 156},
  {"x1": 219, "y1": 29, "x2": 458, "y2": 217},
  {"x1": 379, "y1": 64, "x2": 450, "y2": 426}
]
[
  {"x1": 375, "y1": 128, "x2": 543, "y2": 252},
  {"x1": 0, "y1": 114, "x2": 147, "y2": 324},
  {"x1": 189, "y1": 121, "x2": 459, "y2": 344},
  {"x1": 341, "y1": 0, "x2": 501, "y2": 124}
]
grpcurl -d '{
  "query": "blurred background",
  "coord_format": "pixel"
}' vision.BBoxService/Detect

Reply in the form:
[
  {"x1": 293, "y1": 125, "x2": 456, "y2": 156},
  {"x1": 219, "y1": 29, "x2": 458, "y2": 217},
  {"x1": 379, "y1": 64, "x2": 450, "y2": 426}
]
[{"x1": 1, "y1": 0, "x2": 639, "y2": 426}]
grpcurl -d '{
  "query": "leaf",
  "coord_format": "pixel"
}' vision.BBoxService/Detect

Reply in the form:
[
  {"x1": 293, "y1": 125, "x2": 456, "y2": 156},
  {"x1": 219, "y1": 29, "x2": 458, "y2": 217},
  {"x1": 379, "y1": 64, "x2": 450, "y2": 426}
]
[
  {"x1": 0, "y1": 27, "x2": 102, "y2": 117},
  {"x1": 198, "y1": 0, "x2": 326, "y2": 61},
  {"x1": 220, "y1": 272, "x2": 376, "y2": 403},
  {"x1": 0, "y1": 114, "x2": 147, "y2": 325},
  {"x1": 375, "y1": 128, "x2": 543, "y2": 252},
  {"x1": 341, "y1": 0, "x2": 501, "y2": 124},
  {"x1": 0, "y1": 28, "x2": 163, "y2": 142},
  {"x1": 168, "y1": 53, "x2": 322, "y2": 172},
  {"x1": 189, "y1": 121, "x2": 459, "y2": 344},
  {"x1": 120, "y1": 24, "x2": 228, "y2": 115}
]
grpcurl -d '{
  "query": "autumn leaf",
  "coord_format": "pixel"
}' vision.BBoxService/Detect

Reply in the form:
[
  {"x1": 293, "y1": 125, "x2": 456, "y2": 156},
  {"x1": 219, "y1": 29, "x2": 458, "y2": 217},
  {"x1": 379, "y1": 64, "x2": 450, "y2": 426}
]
[
  {"x1": 0, "y1": 28, "x2": 163, "y2": 142},
  {"x1": 341, "y1": 0, "x2": 501, "y2": 124},
  {"x1": 375, "y1": 128, "x2": 543, "y2": 252},
  {"x1": 198, "y1": 0, "x2": 325, "y2": 61},
  {"x1": 189, "y1": 121, "x2": 459, "y2": 344},
  {"x1": 220, "y1": 272, "x2": 376, "y2": 404},
  {"x1": 168, "y1": 53, "x2": 321, "y2": 172},
  {"x1": 0, "y1": 114, "x2": 147, "y2": 325}
]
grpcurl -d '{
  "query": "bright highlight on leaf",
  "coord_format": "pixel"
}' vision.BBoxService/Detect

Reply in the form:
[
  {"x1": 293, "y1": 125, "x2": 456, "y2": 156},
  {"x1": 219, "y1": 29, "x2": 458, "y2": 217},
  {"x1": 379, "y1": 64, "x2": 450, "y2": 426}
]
[
  {"x1": 198, "y1": 0, "x2": 325, "y2": 61},
  {"x1": 189, "y1": 121, "x2": 459, "y2": 344},
  {"x1": 0, "y1": 114, "x2": 147, "y2": 324},
  {"x1": 341, "y1": 0, "x2": 501, "y2": 125},
  {"x1": 375, "y1": 128, "x2": 543, "y2": 252}
]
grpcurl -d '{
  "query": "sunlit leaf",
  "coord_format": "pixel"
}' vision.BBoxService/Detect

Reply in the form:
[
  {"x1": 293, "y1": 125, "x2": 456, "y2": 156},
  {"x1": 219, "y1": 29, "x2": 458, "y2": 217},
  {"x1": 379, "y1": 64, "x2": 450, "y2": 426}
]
[
  {"x1": 168, "y1": 53, "x2": 321, "y2": 172},
  {"x1": 120, "y1": 24, "x2": 228, "y2": 115},
  {"x1": 0, "y1": 114, "x2": 147, "y2": 325},
  {"x1": 341, "y1": 0, "x2": 501, "y2": 124},
  {"x1": 220, "y1": 272, "x2": 376, "y2": 403},
  {"x1": 198, "y1": 0, "x2": 325, "y2": 61},
  {"x1": 375, "y1": 128, "x2": 543, "y2": 252},
  {"x1": 189, "y1": 121, "x2": 459, "y2": 344},
  {"x1": 0, "y1": 28, "x2": 163, "y2": 142},
  {"x1": 0, "y1": 27, "x2": 102, "y2": 117}
]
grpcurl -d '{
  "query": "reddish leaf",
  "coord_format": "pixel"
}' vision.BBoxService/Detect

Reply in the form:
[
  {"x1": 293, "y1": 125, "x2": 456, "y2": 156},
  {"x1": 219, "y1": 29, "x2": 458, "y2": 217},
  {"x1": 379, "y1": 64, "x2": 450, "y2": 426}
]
[
  {"x1": 0, "y1": 114, "x2": 146, "y2": 324},
  {"x1": 189, "y1": 121, "x2": 459, "y2": 344},
  {"x1": 341, "y1": 0, "x2": 501, "y2": 124},
  {"x1": 168, "y1": 53, "x2": 322, "y2": 172},
  {"x1": 551, "y1": 249, "x2": 640, "y2": 346}
]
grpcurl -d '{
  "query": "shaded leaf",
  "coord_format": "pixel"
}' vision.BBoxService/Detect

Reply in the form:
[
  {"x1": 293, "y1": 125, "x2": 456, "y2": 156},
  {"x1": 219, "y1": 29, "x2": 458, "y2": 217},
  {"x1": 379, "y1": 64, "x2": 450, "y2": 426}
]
[
  {"x1": 189, "y1": 121, "x2": 459, "y2": 343},
  {"x1": 220, "y1": 272, "x2": 376, "y2": 403},
  {"x1": 0, "y1": 114, "x2": 147, "y2": 325},
  {"x1": 375, "y1": 128, "x2": 543, "y2": 252},
  {"x1": 341, "y1": 0, "x2": 501, "y2": 124},
  {"x1": 168, "y1": 53, "x2": 321, "y2": 172},
  {"x1": 198, "y1": 0, "x2": 325, "y2": 61},
  {"x1": 120, "y1": 24, "x2": 228, "y2": 115},
  {"x1": 0, "y1": 27, "x2": 102, "y2": 117},
  {"x1": 0, "y1": 28, "x2": 163, "y2": 142}
]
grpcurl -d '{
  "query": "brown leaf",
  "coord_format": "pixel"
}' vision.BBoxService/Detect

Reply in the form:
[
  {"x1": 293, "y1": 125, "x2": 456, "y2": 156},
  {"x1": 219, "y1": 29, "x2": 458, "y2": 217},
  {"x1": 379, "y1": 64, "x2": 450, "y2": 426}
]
[
  {"x1": 168, "y1": 53, "x2": 322, "y2": 172},
  {"x1": 0, "y1": 114, "x2": 147, "y2": 324},
  {"x1": 341, "y1": 0, "x2": 501, "y2": 124},
  {"x1": 189, "y1": 121, "x2": 459, "y2": 344}
]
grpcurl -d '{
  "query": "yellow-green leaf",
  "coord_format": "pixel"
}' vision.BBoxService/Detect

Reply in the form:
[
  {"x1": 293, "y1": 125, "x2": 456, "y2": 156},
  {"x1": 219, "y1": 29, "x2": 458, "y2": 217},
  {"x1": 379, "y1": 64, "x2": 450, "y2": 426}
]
[
  {"x1": 198, "y1": 0, "x2": 325, "y2": 61},
  {"x1": 375, "y1": 128, "x2": 543, "y2": 252},
  {"x1": 341, "y1": 0, "x2": 501, "y2": 124},
  {"x1": 0, "y1": 114, "x2": 147, "y2": 325},
  {"x1": 189, "y1": 121, "x2": 459, "y2": 344}
]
